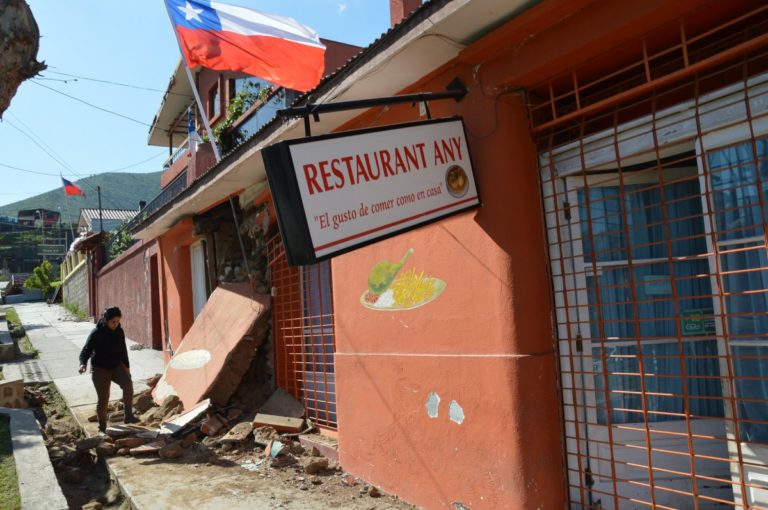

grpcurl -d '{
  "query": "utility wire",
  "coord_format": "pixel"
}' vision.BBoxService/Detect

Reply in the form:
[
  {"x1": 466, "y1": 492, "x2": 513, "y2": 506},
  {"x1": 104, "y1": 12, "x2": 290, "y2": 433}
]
[
  {"x1": 7, "y1": 113, "x2": 80, "y2": 176},
  {"x1": 4, "y1": 120, "x2": 75, "y2": 174},
  {"x1": 0, "y1": 161, "x2": 60, "y2": 177},
  {"x1": 44, "y1": 70, "x2": 193, "y2": 98},
  {"x1": 3, "y1": 119, "x2": 122, "y2": 209},
  {"x1": 30, "y1": 79, "x2": 157, "y2": 129},
  {"x1": 107, "y1": 151, "x2": 166, "y2": 172},
  {"x1": 0, "y1": 153, "x2": 165, "y2": 177}
]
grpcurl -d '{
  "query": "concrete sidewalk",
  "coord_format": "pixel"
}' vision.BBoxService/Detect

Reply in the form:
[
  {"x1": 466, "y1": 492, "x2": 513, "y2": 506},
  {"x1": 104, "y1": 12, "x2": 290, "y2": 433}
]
[{"x1": 13, "y1": 302, "x2": 409, "y2": 510}]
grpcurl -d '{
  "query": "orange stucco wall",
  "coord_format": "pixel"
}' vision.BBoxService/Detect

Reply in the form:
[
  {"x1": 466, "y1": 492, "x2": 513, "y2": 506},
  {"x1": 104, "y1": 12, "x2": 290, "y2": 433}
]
[
  {"x1": 331, "y1": 56, "x2": 564, "y2": 507},
  {"x1": 329, "y1": 1, "x2": 759, "y2": 506},
  {"x1": 157, "y1": 219, "x2": 197, "y2": 361}
]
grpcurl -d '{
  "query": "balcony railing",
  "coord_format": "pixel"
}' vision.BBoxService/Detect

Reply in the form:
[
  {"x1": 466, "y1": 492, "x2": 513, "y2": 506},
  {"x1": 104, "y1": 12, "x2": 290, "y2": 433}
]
[
  {"x1": 104, "y1": 169, "x2": 188, "y2": 262},
  {"x1": 224, "y1": 89, "x2": 298, "y2": 152},
  {"x1": 137, "y1": 169, "x2": 187, "y2": 225},
  {"x1": 162, "y1": 139, "x2": 190, "y2": 170}
]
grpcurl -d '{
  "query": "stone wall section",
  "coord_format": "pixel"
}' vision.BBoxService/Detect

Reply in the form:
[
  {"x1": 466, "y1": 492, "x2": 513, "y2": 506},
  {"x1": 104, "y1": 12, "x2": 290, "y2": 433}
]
[{"x1": 62, "y1": 262, "x2": 89, "y2": 315}]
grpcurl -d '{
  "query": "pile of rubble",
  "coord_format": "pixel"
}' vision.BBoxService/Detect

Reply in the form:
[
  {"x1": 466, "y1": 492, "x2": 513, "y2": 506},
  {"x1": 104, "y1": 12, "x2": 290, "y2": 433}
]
[
  {"x1": 25, "y1": 384, "x2": 126, "y2": 509},
  {"x1": 73, "y1": 375, "x2": 391, "y2": 498}
]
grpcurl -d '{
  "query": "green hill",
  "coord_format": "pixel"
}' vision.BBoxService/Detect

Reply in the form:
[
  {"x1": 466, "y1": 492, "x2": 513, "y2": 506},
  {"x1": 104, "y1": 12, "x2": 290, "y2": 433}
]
[{"x1": 0, "y1": 172, "x2": 162, "y2": 224}]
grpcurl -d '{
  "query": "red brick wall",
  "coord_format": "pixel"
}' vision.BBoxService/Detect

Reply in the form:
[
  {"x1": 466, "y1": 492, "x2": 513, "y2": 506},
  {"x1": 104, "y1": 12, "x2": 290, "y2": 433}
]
[
  {"x1": 187, "y1": 142, "x2": 217, "y2": 185},
  {"x1": 96, "y1": 240, "x2": 160, "y2": 348},
  {"x1": 321, "y1": 39, "x2": 363, "y2": 75}
]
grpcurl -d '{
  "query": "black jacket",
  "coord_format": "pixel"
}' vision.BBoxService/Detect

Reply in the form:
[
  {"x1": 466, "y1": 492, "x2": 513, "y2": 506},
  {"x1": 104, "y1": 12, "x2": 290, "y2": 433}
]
[{"x1": 79, "y1": 323, "x2": 130, "y2": 369}]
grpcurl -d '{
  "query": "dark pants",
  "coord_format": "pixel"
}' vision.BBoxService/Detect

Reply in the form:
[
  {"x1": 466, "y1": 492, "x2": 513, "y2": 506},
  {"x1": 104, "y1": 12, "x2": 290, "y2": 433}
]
[{"x1": 92, "y1": 364, "x2": 134, "y2": 429}]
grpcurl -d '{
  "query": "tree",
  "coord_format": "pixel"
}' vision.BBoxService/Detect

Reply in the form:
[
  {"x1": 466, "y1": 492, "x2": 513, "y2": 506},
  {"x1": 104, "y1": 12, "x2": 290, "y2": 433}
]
[
  {"x1": 25, "y1": 259, "x2": 54, "y2": 297},
  {"x1": 0, "y1": 0, "x2": 46, "y2": 118}
]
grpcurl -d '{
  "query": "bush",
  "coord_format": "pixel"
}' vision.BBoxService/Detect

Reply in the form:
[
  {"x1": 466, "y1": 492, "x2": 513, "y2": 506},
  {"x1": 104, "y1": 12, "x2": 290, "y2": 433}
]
[{"x1": 24, "y1": 260, "x2": 55, "y2": 297}]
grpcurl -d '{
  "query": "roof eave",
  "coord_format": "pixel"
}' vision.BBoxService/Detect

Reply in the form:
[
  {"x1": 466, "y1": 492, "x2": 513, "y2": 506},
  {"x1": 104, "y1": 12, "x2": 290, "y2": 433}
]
[{"x1": 132, "y1": 0, "x2": 538, "y2": 240}]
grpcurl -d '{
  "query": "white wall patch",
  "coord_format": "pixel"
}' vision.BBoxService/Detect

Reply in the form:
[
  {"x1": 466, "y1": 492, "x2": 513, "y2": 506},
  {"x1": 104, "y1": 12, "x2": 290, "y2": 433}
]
[
  {"x1": 449, "y1": 400, "x2": 465, "y2": 424},
  {"x1": 425, "y1": 392, "x2": 440, "y2": 418}
]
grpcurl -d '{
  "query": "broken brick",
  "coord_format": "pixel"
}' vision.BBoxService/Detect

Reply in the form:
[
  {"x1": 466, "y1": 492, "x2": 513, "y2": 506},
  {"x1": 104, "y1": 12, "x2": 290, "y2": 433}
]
[
  {"x1": 252, "y1": 426, "x2": 280, "y2": 446},
  {"x1": 226, "y1": 408, "x2": 243, "y2": 422},
  {"x1": 270, "y1": 456, "x2": 297, "y2": 468},
  {"x1": 75, "y1": 437, "x2": 103, "y2": 451},
  {"x1": 133, "y1": 394, "x2": 154, "y2": 414},
  {"x1": 145, "y1": 374, "x2": 161, "y2": 390},
  {"x1": 116, "y1": 437, "x2": 146, "y2": 449},
  {"x1": 182, "y1": 432, "x2": 198, "y2": 448},
  {"x1": 201, "y1": 414, "x2": 226, "y2": 436},
  {"x1": 220, "y1": 421, "x2": 253, "y2": 444},
  {"x1": 252, "y1": 413, "x2": 303, "y2": 433},
  {"x1": 130, "y1": 440, "x2": 166, "y2": 455},
  {"x1": 301, "y1": 457, "x2": 328, "y2": 475},
  {"x1": 95, "y1": 442, "x2": 117, "y2": 456},
  {"x1": 159, "y1": 441, "x2": 184, "y2": 459},
  {"x1": 157, "y1": 395, "x2": 180, "y2": 417},
  {"x1": 140, "y1": 407, "x2": 160, "y2": 424},
  {"x1": 107, "y1": 411, "x2": 124, "y2": 423}
]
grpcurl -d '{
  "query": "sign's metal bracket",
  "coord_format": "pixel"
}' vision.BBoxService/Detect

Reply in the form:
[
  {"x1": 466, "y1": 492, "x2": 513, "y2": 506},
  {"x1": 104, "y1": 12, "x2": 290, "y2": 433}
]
[{"x1": 281, "y1": 78, "x2": 467, "y2": 138}]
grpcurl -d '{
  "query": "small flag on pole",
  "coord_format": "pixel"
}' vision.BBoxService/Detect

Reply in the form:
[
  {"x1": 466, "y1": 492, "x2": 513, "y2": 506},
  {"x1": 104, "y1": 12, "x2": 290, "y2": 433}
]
[
  {"x1": 61, "y1": 177, "x2": 85, "y2": 197},
  {"x1": 188, "y1": 108, "x2": 202, "y2": 145},
  {"x1": 165, "y1": 0, "x2": 326, "y2": 92}
]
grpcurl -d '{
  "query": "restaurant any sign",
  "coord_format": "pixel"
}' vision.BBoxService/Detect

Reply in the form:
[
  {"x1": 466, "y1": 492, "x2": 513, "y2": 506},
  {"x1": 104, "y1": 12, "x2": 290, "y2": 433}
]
[{"x1": 263, "y1": 117, "x2": 480, "y2": 265}]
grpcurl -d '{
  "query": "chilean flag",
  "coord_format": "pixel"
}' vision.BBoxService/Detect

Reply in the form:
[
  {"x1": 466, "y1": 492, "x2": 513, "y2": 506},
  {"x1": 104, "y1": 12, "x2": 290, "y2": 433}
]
[
  {"x1": 61, "y1": 177, "x2": 85, "y2": 197},
  {"x1": 165, "y1": 0, "x2": 326, "y2": 92}
]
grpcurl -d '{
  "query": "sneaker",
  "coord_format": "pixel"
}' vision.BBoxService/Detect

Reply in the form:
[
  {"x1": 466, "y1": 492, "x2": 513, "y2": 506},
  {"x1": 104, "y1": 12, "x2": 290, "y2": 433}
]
[
  {"x1": 97, "y1": 427, "x2": 107, "y2": 437},
  {"x1": 124, "y1": 414, "x2": 140, "y2": 425}
]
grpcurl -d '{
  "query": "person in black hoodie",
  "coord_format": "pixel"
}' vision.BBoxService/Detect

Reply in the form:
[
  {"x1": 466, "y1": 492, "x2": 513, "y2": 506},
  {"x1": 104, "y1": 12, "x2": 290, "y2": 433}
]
[{"x1": 78, "y1": 307, "x2": 138, "y2": 433}]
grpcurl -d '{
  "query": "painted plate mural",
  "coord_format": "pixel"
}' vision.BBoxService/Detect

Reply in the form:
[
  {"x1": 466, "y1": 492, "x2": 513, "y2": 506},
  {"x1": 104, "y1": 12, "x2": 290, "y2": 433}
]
[{"x1": 361, "y1": 248, "x2": 446, "y2": 311}]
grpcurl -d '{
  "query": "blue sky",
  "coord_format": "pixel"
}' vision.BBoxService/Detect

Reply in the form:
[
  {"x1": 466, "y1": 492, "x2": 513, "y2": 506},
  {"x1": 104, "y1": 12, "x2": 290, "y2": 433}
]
[{"x1": 0, "y1": 0, "x2": 391, "y2": 207}]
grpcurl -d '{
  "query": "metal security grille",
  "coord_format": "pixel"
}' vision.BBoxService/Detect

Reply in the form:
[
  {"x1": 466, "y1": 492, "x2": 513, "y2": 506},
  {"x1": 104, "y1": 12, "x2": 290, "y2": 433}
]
[
  {"x1": 267, "y1": 234, "x2": 338, "y2": 429},
  {"x1": 539, "y1": 43, "x2": 768, "y2": 510}
]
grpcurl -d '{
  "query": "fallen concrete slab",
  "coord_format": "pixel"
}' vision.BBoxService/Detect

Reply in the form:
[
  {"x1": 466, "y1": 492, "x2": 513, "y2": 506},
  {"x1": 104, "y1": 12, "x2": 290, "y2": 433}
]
[
  {"x1": 1, "y1": 407, "x2": 68, "y2": 510},
  {"x1": 159, "y1": 398, "x2": 210, "y2": 436},
  {"x1": 253, "y1": 413, "x2": 304, "y2": 433},
  {"x1": 259, "y1": 387, "x2": 305, "y2": 419},
  {"x1": 152, "y1": 283, "x2": 270, "y2": 410}
]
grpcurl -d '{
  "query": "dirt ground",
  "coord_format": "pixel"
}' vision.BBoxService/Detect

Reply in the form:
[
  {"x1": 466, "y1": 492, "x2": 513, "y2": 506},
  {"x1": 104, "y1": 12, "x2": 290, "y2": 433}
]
[{"x1": 28, "y1": 383, "x2": 128, "y2": 510}]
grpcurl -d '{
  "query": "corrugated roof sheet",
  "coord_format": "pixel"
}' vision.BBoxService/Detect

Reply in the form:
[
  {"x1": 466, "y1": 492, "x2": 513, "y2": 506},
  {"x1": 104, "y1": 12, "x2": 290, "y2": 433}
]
[{"x1": 79, "y1": 208, "x2": 138, "y2": 222}]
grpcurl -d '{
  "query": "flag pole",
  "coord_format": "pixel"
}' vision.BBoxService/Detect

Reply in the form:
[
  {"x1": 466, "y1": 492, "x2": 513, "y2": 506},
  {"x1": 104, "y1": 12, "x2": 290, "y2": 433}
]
[
  {"x1": 183, "y1": 66, "x2": 221, "y2": 163},
  {"x1": 98, "y1": 185, "x2": 103, "y2": 233},
  {"x1": 163, "y1": 1, "x2": 222, "y2": 163},
  {"x1": 60, "y1": 174, "x2": 77, "y2": 243}
]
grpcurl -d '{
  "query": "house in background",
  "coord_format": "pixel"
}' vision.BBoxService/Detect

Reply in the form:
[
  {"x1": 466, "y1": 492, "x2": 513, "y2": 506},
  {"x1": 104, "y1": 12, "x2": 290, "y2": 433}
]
[
  {"x1": 17, "y1": 208, "x2": 59, "y2": 227},
  {"x1": 76, "y1": 207, "x2": 139, "y2": 233}
]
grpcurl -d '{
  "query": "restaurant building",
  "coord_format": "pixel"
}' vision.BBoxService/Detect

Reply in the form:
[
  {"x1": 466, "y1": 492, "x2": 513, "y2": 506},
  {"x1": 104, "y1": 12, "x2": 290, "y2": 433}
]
[{"x1": 128, "y1": 0, "x2": 768, "y2": 508}]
